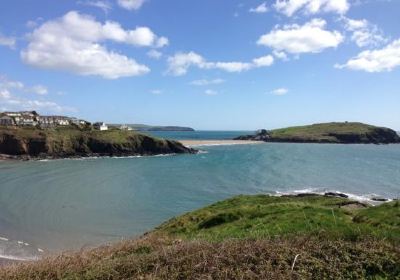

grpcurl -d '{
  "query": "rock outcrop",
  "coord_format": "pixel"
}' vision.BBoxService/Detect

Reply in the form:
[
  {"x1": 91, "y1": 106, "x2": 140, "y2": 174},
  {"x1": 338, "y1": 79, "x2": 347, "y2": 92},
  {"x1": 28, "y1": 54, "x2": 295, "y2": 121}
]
[{"x1": 0, "y1": 127, "x2": 196, "y2": 160}]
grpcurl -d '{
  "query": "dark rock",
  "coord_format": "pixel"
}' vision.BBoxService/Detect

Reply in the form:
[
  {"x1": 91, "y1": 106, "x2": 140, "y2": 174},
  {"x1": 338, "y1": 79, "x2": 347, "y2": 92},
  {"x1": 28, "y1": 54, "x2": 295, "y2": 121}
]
[
  {"x1": 324, "y1": 192, "x2": 349, "y2": 198},
  {"x1": 371, "y1": 197, "x2": 388, "y2": 202}
]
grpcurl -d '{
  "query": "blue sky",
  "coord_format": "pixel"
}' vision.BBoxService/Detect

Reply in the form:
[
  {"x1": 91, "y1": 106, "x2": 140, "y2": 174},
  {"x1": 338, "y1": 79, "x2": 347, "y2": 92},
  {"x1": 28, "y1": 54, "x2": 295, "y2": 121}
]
[{"x1": 0, "y1": 0, "x2": 399, "y2": 130}]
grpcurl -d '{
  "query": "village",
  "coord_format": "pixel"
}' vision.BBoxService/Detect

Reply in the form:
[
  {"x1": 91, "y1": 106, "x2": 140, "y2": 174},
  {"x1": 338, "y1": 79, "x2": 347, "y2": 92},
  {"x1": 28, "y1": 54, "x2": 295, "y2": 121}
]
[{"x1": 0, "y1": 111, "x2": 124, "y2": 131}]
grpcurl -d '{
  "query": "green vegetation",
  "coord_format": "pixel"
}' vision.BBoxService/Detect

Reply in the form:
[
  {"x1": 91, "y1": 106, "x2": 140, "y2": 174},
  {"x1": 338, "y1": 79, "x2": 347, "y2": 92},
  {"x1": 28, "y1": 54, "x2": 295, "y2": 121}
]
[
  {"x1": 0, "y1": 126, "x2": 195, "y2": 159},
  {"x1": 236, "y1": 122, "x2": 400, "y2": 144},
  {"x1": 157, "y1": 194, "x2": 400, "y2": 242},
  {"x1": 1, "y1": 195, "x2": 399, "y2": 279}
]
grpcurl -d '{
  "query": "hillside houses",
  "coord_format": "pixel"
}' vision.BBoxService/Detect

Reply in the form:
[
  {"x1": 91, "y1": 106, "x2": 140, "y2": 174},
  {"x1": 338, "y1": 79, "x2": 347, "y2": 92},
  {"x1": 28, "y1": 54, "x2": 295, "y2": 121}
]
[{"x1": 0, "y1": 111, "x2": 90, "y2": 128}]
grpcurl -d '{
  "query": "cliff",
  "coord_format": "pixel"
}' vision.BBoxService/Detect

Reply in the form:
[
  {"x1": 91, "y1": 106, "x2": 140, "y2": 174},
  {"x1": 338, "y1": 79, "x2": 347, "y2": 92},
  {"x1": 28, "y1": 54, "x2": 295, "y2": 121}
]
[
  {"x1": 235, "y1": 122, "x2": 400, "y2": 144},
  {"x1": 0, "y1": 127, "x2": 196, "y2": 160}
]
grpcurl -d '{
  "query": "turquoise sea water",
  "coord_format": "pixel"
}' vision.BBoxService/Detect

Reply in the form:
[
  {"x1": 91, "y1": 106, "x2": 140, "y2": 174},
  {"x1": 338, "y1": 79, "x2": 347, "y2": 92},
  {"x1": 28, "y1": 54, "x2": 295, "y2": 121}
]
[{"x1": 0, "y1": 131, "x2": 400, "y2": 260}]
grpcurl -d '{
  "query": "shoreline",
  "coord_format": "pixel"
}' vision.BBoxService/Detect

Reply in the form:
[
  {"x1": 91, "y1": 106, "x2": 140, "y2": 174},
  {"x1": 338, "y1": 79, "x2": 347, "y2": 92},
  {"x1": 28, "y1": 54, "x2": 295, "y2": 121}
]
[
  {"x1": 0, "y1": 190, "x2": 395, "y2": 267},
  {"x1": 178, "y1": 139, "x2": 262, "y2": 147}
]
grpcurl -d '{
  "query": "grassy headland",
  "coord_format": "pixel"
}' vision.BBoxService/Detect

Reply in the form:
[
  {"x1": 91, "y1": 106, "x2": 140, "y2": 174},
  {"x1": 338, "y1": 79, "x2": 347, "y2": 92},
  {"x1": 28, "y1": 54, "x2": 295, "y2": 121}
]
[
  {"x1": 1, "y1": 195, "x2": 399, "y2": 279},
  {"x1": 236, "y1": 122, "x2": 400, "y2": 144},
  {"x1": 0, "y1": 126, "x2": 195, "y2": 160}
]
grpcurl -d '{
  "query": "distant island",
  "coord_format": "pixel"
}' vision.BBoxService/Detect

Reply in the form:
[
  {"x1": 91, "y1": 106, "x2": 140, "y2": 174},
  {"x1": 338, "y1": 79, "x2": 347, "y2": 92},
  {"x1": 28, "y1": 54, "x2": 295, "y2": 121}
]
[
  {"x1": 235, "y1": 122, "x2": 400, "y2": 144},
  {"x1": 113, "y1": 124, "x2": 195, "y2": 132}
]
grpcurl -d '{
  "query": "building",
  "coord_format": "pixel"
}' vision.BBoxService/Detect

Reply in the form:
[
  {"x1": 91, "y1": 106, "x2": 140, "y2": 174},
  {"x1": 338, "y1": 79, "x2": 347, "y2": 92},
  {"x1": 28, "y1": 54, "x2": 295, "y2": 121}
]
[
  {"x1": 53, "y1": 116, "x2": 70, "y2": 126},
  {"x1": 37, "y1": 116, "x2": 56, "y2": 127},
  {"x1": 119, "y1": 124, "x2": 133, "y2": 131},
  {"x1": 93, "y1": 122, "x2": 108, "y2": 131},
  {"x1": 0, "y1": 115, "x2": 15, "y2": 126}
]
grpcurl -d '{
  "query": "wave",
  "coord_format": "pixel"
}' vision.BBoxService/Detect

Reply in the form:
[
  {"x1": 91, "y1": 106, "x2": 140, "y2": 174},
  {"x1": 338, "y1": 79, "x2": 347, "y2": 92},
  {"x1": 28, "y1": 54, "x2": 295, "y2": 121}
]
[
  {"x1": 39, "y1": 153, "x2": 177, "y2": 162},
  {"x1": 274, "y1": 188, "x2": 394, "y2": 205},
  {"x1": 0, "y1": 234, "x2": 43, "y2": 262}
]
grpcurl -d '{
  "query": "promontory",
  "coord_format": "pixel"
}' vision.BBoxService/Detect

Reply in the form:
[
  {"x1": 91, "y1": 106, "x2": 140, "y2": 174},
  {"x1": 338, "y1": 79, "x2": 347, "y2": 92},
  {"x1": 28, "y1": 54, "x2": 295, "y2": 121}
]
[
  {"x1": 235, "y1": 122, "x2": 400, "y2": 144},
  {"x1": 0, "y1": 126, "x2": 196, "y2": 160}
]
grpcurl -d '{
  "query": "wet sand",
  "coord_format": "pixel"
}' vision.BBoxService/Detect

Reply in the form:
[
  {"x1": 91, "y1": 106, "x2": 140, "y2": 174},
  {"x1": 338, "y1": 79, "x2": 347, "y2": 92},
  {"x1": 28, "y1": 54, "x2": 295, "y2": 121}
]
[{"x1": 179, "y1": 140, "x2": 262, "y2": 147}]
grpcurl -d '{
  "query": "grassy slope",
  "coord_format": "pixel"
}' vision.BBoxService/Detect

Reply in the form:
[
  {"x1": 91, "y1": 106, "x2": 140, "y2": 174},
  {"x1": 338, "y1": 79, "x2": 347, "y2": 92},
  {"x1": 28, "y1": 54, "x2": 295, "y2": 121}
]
[
  {"x1": 156, "y1": 195, "x2": 400, "y2": 242},
  {"x1": 268, "y1": 122, "x2": 399, "y2": 143},
  {"x1": 1, "y1": 195, "x2": 399, "y2": 279}
]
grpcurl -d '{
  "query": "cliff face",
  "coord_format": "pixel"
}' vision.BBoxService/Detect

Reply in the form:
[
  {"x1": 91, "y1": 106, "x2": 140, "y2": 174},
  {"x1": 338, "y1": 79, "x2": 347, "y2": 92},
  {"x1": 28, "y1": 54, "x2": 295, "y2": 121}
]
[
  {"x1": 0, "y1": 127, "x2": 196, "y2": 159},
  {"x1": 235, "y1": 123, "x2": 400, "y2": 144}
]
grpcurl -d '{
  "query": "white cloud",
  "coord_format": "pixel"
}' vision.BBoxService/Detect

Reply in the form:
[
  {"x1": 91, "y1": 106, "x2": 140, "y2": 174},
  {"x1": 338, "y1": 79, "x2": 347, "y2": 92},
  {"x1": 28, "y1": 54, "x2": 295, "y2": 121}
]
[
  {"x1": 273, "y1": 50, "x2": 288, "y2": 60},
  {"x1": 342, "y1": 17, "x2": 387, "y2": 48},
  {"x1": 150, "y1": 89, "x2": 162, "y2": 95},
  {"x1": 204, "y1": 89, "x2": 218, "y2": 96},
  {"x1": 0, "y1": 34, "x2": 16, "y2": 49},
  {"x1": 274, "y1": 0, "x2": 350, "y2": 17},
  {"x1": 155, "y1": 37, "x2": 169, "y2": 48},
  {"x1": 147, "y1": 49, "x2": 162, "y2": 59},
  {"x1": 78, "y1": 1, "x2": 112, "y2": 13},
  {"x1": 271, "y1": 88, "x2": 288, "y2": 95},
  {"x1": 167, "y1": 52, "x2": 274, "y2": 76},
  {"x1": 31, "y1": 85, "x2": 48, "y2": 95},
  {"x1": 249, "y1": 2, "x2": 268, "y2": 13},
  {"x1": 257, "y1": 19, "x2": 344, "y2": 54},
  {"x1": 117, "y1": 0, "x2": 146, "y2": 10},
  {"x1": 252, "y1": 55, "x2": 274, "y2": 67},
  {"x1": 0, "y1": 89, "x2": 11, "y2": 99},
  {"x1": 0, "y1": 77, "x2": 75, "y2": 113},
  {"x1": 21, "y1": 11, "x2": 168, "y2": 79},
  {"x1": 335, "y1": 39, "x2": 400, "y2": 72},
  {"x1": 0, "y1": 76, "x2": 48, "y2": 96},
  {"x1": 190, "y1": 79, "x2": 225, "y2": 86}
]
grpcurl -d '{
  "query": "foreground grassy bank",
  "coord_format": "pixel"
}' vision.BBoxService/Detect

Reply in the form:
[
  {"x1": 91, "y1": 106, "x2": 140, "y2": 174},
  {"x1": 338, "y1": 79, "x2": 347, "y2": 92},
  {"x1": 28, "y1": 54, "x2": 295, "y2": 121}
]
[{"x1": 1, "y1": 195, "x2": 399, "y2": 279}]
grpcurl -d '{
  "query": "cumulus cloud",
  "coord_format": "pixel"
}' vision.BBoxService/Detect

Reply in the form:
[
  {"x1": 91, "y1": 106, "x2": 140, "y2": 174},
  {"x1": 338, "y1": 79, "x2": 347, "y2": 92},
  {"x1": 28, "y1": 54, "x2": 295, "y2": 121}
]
[
  {"x1": 167, "y1": 52, "x2": 274, "y2": 76},
  {"x1": 0, "y1": 34, "x2": 16, "y2": 49},
  {"x1": 190, "y1": 79, "x2": 225, "y2": 86},
  {"x1": 271, "y1": 88, "x2": 288, "y2": 95},
  {"x1": 117, "y1": 0, "x2": 146, "y2": 10},
  {"x1": 147, "y1": 49, "x2": 162, "y2": 59},
  {"x1": 257, "y1": 19, "x2": 344, "y2": 54},
  {"x1": 21, "y1": 11, "x2": 168, "y2": 79},
  {"x1": 274, "y1": 0, "x2": 350, "y2": 17},
  {"x1": 249, "y1": 2, "x2": 268, "y2": 13},
  {"x1": 335, "y1": 39, "x2": 400, "y2": 72},
  {"x1": 342, "y1": 17, "x2": 387, "y2": 48}
]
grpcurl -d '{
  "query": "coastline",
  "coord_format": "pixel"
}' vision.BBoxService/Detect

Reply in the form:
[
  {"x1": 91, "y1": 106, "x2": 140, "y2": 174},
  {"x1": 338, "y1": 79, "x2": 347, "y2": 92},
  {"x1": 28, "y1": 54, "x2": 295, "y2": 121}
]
[{"x1": 179, "y1": 139, "x2": 262, "y2": 147}]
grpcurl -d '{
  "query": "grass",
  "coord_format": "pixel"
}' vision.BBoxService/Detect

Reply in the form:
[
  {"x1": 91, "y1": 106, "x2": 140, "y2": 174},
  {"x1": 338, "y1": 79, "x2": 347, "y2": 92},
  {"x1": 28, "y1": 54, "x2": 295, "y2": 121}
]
[
  {"x1": 156, "y1": 195, "x2": 400, "y2": 242},
  {"x1": 1, "y1": 195, "x2": 399, "y2": 279},
  {"x1": 268, "y1": 122, "x2": 399, "y2": 143}
]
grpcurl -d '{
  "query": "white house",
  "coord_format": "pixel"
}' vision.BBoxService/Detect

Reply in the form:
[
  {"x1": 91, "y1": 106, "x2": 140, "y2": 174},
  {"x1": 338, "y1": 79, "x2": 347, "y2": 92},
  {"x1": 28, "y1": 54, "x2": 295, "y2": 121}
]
[{"x1": 93, "y1": 122, "x2": 108, "y2": 131}]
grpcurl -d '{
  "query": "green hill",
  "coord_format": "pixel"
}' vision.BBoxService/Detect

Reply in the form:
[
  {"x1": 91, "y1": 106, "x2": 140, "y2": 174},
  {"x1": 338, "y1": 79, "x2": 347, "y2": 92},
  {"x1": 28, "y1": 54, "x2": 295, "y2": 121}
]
[
  {"x1": 1, "y1": 195, "x2": 399, "y2": 279},
  {"x1": 236, "y1": 122, "x2": 400, "y2": 144}
]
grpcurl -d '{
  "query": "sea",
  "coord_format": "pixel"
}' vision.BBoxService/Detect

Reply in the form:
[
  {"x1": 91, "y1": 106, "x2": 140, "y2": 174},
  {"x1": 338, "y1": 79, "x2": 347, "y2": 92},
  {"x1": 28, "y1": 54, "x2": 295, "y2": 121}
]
[{"x1": 0, "y1": 130, "x2": 400, "y2": 261}]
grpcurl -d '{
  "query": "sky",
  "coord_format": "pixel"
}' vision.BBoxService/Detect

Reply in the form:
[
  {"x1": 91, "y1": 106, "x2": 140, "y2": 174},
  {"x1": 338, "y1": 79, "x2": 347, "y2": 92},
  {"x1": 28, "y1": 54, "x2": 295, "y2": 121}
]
[{"x1": 0, "y1": 0, "x2": 399, "y2": 130}]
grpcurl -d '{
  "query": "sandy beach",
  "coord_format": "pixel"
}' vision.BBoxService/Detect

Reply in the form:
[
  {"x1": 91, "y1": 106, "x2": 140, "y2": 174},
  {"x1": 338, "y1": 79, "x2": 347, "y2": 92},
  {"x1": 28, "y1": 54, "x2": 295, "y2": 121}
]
[{"x1": 179, "y1": 140, "x2": 262, "y2": 147}]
